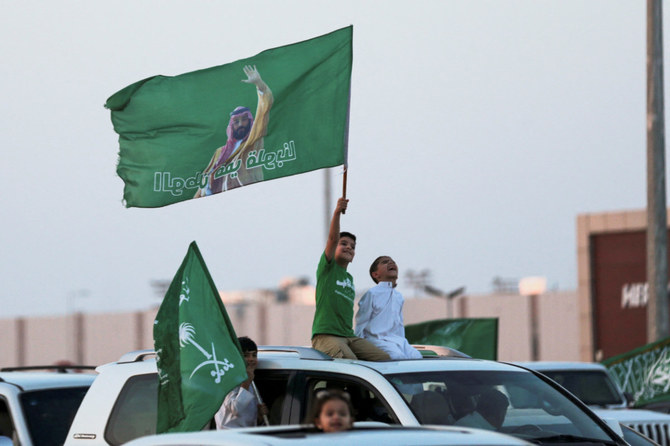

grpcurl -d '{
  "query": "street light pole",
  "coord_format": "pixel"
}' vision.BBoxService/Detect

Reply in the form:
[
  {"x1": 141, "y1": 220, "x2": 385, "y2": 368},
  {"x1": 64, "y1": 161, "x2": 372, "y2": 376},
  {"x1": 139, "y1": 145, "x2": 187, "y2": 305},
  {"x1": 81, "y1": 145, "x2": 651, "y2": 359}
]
[
  {"x1": 519, "y1": 277, "x2": 547, "y2": 361},
  {"x1": 646, "y1": 0, "x2": 669, "y2": 342},
  {"x1": 424, "y1": 285, "x2": 466, "y2": 319},
  {"x1": 66, "y1": 289, "x2": 90, "y2": 364}
]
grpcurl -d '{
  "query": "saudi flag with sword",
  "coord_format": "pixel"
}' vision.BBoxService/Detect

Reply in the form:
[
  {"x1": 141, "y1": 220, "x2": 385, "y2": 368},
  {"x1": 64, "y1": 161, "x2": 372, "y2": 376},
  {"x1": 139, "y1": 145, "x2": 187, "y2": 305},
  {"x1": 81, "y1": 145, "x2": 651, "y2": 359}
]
[{"x1": 154, "y1": 241, "x2": 247, "y2": 433}]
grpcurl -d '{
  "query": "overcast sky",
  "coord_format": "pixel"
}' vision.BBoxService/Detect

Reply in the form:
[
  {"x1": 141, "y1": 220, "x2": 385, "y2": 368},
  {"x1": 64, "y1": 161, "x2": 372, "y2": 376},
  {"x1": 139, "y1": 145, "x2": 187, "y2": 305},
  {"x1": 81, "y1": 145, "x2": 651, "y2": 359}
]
[{"x1": 0, "y1": 1, "x2": 659, "y2": 317}]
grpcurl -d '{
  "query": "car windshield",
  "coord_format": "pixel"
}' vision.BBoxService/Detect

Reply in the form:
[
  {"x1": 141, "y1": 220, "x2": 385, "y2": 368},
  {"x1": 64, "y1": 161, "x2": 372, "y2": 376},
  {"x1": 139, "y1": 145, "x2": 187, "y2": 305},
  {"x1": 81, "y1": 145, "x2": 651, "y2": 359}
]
[
  {"x1": 20, "y1": 386, "x2": 90, "y2": 446},
  {"x1": 538, "y1": 370, "x2": 624, "y2": 407},
  {"x1": 386, "y1": 370, "x2": 617, "y2": 445}
]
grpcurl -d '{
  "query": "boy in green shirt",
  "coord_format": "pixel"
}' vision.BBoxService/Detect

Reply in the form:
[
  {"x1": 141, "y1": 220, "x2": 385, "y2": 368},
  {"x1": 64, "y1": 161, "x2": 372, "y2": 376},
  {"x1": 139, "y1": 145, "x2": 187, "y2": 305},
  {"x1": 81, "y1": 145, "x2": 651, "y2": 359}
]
[{"x1": 311, "y1": 197, "x2": 390, "y2": 361}]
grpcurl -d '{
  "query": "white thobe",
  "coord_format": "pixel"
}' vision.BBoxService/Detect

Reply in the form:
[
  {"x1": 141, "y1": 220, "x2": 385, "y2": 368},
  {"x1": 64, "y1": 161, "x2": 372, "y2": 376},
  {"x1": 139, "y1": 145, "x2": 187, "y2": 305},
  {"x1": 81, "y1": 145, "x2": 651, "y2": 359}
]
[
  {"x1": 214, "y1": 385, "x2": 258, "y2": 429},
  {"x1": 355, "y1": 282, "x2": 422, "y2": 360}
]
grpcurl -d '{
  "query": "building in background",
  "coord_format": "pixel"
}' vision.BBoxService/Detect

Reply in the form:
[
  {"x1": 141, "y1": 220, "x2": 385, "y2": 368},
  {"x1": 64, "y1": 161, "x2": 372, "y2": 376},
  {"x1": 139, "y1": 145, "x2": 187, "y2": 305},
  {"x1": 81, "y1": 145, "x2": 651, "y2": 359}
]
[
  {"x1": 0, "y1": 286, "x2": 579, "y2": 367},
  {"x1": 23, "y1": 204, "x2": 670, "y2": 368},
  {"x1": 577, "y1": 209, "x2": 670, "y2": 362}
]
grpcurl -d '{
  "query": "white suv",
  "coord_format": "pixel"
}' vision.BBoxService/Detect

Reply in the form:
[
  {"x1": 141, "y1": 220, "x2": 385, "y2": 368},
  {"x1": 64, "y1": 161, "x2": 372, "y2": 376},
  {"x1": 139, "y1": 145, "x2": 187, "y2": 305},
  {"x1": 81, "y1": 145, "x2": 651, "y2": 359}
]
[
  {"x1": 516, "y1": 361, "x2": 670, "y2": 446},
  {"x1": 65, "y1": 348, "x2": 626, "y2": 446},
  {"x1": 0, "y1": 366, "x2": 95, "y2": 446},
  {"x1": 124, "y1": 424, "x2": 534, "y2": 446}
]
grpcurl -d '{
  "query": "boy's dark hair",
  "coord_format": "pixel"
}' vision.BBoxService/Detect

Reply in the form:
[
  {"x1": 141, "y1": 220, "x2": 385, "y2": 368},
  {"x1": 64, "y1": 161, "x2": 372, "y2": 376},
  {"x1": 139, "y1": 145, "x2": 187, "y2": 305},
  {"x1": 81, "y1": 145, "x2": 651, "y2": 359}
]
[
  {"x1": 238, "y1": 336, "x2": 257, "y2": 353},
  {"x1": 339, "y1": 231, "x2": 356, "y2": 243},
  {"x1": 304, "y1": 388, "x2": 354, "y2": 426},
  {"x1": 369, "y1": 256, "x2": 389, "y2": 283}
]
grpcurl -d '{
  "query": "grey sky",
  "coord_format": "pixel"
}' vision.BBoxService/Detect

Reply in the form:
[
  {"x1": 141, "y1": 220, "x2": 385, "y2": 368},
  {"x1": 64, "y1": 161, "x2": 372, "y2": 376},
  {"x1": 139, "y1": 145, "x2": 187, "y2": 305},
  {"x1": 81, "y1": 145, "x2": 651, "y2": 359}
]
[{"x1": 0, "y1": 1, "x2": 656, "y2": 317}]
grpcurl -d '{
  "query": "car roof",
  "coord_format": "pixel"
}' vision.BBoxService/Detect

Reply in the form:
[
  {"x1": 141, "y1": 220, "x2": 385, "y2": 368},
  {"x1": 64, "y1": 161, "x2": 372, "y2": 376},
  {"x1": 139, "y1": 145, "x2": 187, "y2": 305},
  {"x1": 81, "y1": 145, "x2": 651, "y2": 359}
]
[
  {"x1": 358, "y1": 356, "x2": 526, "y2": 374},
  {"x1": 513, "y1": 361, "x2": 608, "y2": 372},
  {"x1": 102, "y1": 348, "x2": 531, "y2": 376},
  {"x1": 125, "y1": 425, "x2": 532, "y2": 446},
  {"x1": 0, "y1": 371, "x2": 96, "y2": 391}
]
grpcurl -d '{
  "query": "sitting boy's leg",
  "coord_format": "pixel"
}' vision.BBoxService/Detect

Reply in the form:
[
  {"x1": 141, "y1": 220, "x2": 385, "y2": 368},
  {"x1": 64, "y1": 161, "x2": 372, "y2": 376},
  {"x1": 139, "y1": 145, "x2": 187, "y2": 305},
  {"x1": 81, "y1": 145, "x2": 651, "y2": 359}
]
[
  {"x1": 312, "y1": 334, "x2": 357, "y2": 359},
  {"x1": 349, "y1": 337, "x2": 391, "y2": 361}
]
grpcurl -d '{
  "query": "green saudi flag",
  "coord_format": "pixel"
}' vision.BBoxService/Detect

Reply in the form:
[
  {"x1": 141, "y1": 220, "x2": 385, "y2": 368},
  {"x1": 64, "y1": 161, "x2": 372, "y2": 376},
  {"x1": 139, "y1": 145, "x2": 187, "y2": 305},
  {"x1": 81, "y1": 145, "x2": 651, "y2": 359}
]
[
  {"x1": 153, "y1": 241, "x2": 247, "y2": 433},
  {"x1": 405, "y1": 318, "x2": 499, "y2": 360},
  {"x1": 106, "y1": 26, "x2": 352, "y2": 208},
  {"x1": 603, "y1": 336, "x2": 670, "y2": 407}
]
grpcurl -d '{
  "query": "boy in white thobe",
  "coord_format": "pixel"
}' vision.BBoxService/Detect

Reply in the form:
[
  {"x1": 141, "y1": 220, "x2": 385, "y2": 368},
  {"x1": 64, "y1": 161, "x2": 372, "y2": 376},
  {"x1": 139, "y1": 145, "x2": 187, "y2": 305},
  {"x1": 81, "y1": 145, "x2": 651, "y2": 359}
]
[
  {"x1": 355, "y1": 256, "x2": 422, "y2": 360},
  {"x1": 214, "y1": 336, "x2": 268, "y2": 428}
]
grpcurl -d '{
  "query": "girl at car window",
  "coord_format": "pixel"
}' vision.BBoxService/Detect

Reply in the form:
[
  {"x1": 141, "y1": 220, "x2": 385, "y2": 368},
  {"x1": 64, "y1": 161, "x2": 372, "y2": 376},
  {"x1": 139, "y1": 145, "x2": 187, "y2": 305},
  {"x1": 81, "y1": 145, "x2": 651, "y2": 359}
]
[{"x1": 308, "y1": 389, "x2": 354, "y2": 433}]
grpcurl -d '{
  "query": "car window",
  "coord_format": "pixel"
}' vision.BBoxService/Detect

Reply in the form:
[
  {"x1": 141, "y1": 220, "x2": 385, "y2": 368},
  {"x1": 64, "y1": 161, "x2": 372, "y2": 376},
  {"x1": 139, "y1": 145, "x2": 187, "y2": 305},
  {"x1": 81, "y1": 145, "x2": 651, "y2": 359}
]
[
  {"x1": 20, "y1": 386, "x2": 90, "y2": 446},
  {"x1": 386, "y1": 370, "x2": 614, "y2": 444},
  {"x1": 0, "y1": 398, "x2": 16, "y2": 444},
  {"x1": 254, "y1": 370, "x2": 292, "y2": 425},
  {"x1": 105, "y1": 373, "x2": 158, "y2": 445},
  {"x1": 540, "y1": 370, "x2": 623, "y2": 406},
  {"x1": 302, "y1": 373, "x2": 397, "y2": 425}
]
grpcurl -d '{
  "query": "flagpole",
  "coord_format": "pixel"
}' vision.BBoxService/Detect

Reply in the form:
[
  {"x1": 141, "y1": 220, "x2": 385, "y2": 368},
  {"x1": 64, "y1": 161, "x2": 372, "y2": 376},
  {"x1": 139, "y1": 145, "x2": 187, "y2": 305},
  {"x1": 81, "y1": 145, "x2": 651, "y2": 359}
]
[
  {"x1": 251, "y1": 381, "x2": 270, "y2": 426},
  {"x1": 341, "y1": 167, "x2": 348, "y2": 214},
  {"x1": 324, "y1": 170, "x2": 332, "y2": 241}
]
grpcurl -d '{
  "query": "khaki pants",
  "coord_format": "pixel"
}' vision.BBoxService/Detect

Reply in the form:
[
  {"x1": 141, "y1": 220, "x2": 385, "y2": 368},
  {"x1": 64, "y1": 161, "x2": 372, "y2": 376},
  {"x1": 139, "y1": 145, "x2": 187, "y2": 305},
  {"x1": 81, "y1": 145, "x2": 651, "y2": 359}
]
[{"x1": 312, "y1": 334, "x2": 390, "y2": 361}]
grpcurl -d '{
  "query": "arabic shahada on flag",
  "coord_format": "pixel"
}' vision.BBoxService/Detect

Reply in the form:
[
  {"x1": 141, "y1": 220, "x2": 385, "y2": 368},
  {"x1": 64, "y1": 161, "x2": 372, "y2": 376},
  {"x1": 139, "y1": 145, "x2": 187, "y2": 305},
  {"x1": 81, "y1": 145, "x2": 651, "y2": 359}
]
[
  {"x1": 153, "y1": 241, "x2": 247, "y2": 433},
  {"x1": 106, "y1": 26, "x2": 352, "y2": 208}
]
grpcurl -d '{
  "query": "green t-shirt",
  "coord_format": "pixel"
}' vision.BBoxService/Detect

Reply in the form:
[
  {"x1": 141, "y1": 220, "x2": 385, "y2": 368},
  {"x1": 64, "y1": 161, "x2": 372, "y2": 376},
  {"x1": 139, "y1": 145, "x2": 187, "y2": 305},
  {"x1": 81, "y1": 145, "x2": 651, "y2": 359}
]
[{"x1": 312, "y1": 252, "x2": 356, "y2": 338}]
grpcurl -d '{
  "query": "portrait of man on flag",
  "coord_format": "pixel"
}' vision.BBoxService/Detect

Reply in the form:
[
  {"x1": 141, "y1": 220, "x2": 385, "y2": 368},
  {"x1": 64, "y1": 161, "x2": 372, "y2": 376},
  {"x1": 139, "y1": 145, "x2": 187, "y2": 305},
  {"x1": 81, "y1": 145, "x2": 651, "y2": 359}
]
[
  {"x1": 107, "y1": 26, "x2": 351, "y2": 208},
  {"x1": 194, "y1": 65, "x2": 273, "y2": 198}
]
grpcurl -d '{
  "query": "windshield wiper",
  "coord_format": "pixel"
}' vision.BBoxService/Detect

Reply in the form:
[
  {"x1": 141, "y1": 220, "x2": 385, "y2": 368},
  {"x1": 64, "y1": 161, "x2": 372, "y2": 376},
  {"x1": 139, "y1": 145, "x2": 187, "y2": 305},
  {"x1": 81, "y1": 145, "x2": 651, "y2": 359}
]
[{"x1": 529, "y1": 434, "x2": 618, "y2": 445}]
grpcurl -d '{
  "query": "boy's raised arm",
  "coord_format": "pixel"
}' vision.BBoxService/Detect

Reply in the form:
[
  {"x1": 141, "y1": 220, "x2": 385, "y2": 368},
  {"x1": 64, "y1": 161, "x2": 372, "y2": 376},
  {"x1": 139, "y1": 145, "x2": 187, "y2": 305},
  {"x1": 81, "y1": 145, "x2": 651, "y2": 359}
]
[{"x1": 324, "y1": 197, "x2": 348, "y2": 261}]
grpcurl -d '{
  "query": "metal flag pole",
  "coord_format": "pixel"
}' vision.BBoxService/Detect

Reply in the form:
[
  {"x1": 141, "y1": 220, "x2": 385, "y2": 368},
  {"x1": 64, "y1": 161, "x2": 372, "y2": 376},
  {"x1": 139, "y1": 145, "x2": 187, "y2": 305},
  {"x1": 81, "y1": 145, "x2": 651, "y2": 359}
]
[
  {"x1": 341, "y1": 167, "x2": 348, "y2": 214},
  {"x1": 251, "y1": 381, "x2": 270, "y2": 426}
]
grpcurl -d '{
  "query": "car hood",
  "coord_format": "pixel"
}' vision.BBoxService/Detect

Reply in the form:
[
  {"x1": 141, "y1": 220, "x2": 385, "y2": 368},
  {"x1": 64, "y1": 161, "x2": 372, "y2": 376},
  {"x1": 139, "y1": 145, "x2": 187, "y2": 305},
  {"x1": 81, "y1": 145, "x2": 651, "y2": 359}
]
[{"x1": 591, "y1": 407, "x2": 670, "y2": 423}]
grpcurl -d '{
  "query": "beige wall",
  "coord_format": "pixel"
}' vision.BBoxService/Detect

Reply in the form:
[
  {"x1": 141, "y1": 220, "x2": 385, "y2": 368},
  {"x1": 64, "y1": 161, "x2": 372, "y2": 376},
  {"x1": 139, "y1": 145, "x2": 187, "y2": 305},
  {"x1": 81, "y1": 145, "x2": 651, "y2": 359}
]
[
  {"x1": 83, "y1": 313, "x2": 144, "y2": 365},
  {"x1": 24, "y1": 316, "x2": 69, "y2": 365},
  {"x1": 576, "y1": 209, "x2": 670, "y2": 361},
  {"x1": 0, "y1": 289, "x2": 580, "y2": 367},
  {"x1": 0, "y1": 319, "x2": 19, "y2": 365}
]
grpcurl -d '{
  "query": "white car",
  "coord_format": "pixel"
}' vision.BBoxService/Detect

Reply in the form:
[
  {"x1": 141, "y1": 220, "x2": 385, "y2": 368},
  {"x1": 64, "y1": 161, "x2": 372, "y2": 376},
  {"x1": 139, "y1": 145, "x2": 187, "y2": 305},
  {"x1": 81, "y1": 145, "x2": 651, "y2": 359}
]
[
  {"x1": 124, "y1": 424, "x2": 534, "y2": 446},
  {"x1": 0, "y1": 366, "x2": 95, "y2": 446},
  {"x1": 515, "y1": 361, "x2": 670, "y2": 446},
  {"x1": 65, "y1": 347, "x2": 627, "y2": 446}
]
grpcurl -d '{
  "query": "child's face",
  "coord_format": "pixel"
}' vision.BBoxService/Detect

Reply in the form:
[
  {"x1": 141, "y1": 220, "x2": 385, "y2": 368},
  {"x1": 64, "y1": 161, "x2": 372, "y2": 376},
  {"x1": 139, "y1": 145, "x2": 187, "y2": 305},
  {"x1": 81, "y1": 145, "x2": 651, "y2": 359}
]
[
  {"x1": 372, "y1": 256, "x2": 398, "y2": 283},
  {"x1": 334, "y1": 237, "x2": 356, "y2": 264},
  {"x1": 243, "y1": 350, "x2": 258, "y2": 370},
  {"x1": 315, "y1": 399, "x2": 353, "y2": 433}
]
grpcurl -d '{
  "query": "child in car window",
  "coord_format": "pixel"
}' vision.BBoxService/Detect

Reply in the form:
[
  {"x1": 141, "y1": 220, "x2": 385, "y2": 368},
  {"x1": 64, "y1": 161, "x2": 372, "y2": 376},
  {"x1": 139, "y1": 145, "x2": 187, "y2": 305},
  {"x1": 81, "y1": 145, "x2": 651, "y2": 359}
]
[
  {"x1": 214, "y1": 336, "x2": 268, "y2": 428},
  {"x1": 309, "y1": 389, "x2": 354, "y2": 433}
]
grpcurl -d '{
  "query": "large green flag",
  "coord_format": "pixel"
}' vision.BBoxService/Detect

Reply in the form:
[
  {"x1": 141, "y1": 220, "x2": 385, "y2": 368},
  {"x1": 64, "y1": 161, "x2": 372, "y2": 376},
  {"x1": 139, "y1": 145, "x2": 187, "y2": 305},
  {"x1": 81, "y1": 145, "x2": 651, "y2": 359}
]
[
  {"x1": 405, "y1": 318, "x2": 499, "y2": 360},
  {"x1": 153, "y1": 241, "x2": 247, "y2": 433},
  {"x1": 603, "y1": 336, "x2": 670, "y2": 407},
  {"x1": 106, "y1": 26, "x2": 352, "y2": 208}
]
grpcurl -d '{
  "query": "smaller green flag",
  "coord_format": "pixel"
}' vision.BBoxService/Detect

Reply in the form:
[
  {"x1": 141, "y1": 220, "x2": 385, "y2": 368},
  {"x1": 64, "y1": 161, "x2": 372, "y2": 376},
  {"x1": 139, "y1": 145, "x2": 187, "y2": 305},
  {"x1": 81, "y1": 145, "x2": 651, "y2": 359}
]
[
  {"x1": 153, "y1": 241, "x2": 247, "y2": 433},
  {"x1": 405, "y1": 318, "x2": 499, "y2": 360},
  {"x1": 603, "y1": 336, "x2": 670, "y2": 407}
]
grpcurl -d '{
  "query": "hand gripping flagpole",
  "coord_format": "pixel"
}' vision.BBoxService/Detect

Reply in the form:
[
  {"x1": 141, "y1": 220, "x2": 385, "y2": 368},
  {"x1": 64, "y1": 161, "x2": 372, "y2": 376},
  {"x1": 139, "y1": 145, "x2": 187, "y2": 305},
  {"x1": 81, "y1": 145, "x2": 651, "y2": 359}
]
[{"x1": 251, "y1": 381, "x2": 270, "y2": 426}]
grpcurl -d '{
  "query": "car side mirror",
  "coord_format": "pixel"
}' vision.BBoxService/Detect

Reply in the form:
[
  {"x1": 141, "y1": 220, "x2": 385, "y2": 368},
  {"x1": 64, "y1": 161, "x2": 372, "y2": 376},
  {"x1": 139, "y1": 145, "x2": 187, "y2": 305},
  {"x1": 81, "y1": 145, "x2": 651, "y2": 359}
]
[{"x1": 623, "y1": 392, "x2": 635, "y2": 408}]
